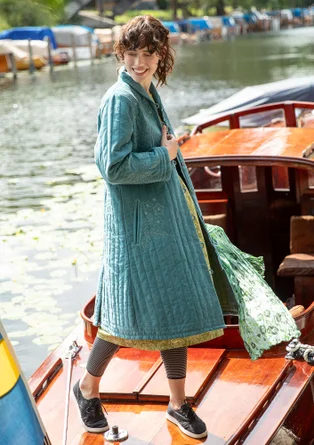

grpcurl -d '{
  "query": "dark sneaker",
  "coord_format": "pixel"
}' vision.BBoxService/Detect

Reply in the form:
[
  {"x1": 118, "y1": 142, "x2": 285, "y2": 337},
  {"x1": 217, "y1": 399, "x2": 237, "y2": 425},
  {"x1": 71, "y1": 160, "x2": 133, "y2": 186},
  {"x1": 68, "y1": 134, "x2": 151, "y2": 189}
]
[
  {"x1": 73, "y1": 380, "x2": 109, "y2": 433},
  {"x1": 166, "y1": 401, "x2": 207, "y2": 439}
]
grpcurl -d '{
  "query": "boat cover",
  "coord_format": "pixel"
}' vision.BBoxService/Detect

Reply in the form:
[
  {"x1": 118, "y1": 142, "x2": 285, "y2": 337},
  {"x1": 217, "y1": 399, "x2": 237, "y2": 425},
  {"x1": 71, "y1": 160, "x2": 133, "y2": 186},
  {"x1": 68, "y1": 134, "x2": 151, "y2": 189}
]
[
  {"x1": 0, "y1": 27, "x2": 57, "y2": 49},
  {"x1": 162, "y1": 21, "x2": 180, "y2": 33},
  {"x1": 183, "y1": 77, "x2": 314, "y2": 126},
  {"x1": 178, "y1": 18, "x2": 213, "y2": 32},
  {"x1": 222, "y1": 16, "x2": 236, "y2": 27},
  {"x1": 52, "y1": 25, "x2": 98, "y2": 47}
]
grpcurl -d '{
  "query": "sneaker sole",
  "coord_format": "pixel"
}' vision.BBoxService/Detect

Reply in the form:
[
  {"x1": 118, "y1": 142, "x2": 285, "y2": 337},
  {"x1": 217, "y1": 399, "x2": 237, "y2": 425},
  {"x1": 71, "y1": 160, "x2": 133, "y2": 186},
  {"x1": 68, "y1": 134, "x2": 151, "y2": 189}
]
[
  {"x1": 166, "y1": 412, "x2": 208, "y2": 439},
  {"x1": 73, "y1": 385, "x2": 109, "y2": 433}
]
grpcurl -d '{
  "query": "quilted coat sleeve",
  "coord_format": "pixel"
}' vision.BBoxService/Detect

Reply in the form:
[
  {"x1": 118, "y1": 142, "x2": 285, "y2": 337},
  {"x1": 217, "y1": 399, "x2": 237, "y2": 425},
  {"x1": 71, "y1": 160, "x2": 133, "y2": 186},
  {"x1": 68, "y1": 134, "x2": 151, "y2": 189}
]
[{"x1": 95, "y1": 93, "x2": 173, "y2": 185}]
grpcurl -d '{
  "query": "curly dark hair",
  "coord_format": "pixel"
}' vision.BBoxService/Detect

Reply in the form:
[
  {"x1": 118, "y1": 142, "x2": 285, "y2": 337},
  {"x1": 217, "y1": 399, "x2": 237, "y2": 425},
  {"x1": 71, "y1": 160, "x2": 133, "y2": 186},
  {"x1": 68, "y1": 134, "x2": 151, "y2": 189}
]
[{"x1": 114, "y1": 15, "x2": 175, "y2": 86}]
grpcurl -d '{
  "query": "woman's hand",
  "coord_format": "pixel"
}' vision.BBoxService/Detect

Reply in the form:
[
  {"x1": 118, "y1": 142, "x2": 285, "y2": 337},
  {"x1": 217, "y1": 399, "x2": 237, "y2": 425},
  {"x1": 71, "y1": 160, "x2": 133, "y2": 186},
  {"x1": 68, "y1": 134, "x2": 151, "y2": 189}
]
[{"x1": 161, "y1": 125, "x2": 178, "y2": 161}]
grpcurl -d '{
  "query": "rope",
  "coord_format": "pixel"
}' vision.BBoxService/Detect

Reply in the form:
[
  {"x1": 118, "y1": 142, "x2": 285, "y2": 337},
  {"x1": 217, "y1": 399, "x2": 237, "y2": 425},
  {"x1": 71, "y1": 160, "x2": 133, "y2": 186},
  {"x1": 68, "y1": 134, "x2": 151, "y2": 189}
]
[
  {"x1": 270, "y1": 426, "x2": 299, "y2": 445},
  {"x1": 285, "y1": 338, "x2": 314, "y2": 365}
]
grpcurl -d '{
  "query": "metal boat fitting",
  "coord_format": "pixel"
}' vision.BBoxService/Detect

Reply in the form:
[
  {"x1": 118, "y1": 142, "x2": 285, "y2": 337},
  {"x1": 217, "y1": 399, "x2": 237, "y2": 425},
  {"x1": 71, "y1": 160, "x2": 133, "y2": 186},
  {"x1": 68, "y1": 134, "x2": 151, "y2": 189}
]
[{"x1": 104, "y1": 425, "x2": 128, "y2": 442}]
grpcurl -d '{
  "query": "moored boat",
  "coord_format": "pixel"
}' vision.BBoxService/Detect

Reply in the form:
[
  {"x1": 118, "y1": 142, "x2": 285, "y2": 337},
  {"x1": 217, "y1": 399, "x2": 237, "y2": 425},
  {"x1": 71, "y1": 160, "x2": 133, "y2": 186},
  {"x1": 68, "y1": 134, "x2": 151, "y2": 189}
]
[
  {"x1": 0, "y1": 43, "x2": 13, "y2": 73},
  {"x1": 0, "y1": 40, "x2": 47, "y2": 71},
  {"x1": 29, "y1": 101, "x2": 314, "y2": 445},
  {"x1": 52, "y1": 25, "x2": 101, "y2": 60}
]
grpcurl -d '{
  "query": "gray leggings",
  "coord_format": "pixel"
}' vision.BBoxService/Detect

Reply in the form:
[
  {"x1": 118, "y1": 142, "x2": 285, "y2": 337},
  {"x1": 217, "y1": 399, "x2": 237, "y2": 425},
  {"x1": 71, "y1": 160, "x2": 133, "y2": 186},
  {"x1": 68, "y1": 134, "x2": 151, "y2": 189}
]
[{"x1": 87, "y1": 336, "x2": 187, "y2": 380}]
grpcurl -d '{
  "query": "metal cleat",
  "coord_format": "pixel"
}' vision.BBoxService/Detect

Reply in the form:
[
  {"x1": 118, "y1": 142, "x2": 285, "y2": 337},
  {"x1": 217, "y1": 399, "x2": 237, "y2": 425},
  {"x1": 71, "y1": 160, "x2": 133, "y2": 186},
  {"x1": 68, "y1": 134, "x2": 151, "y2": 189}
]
[{"x1": 104, "y1": 425, "x2": 128, "y2": 442}]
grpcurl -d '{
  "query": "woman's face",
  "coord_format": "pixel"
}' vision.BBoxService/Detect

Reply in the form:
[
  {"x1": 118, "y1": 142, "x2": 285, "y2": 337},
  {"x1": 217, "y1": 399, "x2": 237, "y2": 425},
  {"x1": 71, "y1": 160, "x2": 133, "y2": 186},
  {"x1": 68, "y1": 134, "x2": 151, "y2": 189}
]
[{"x1": 123, "y1": 47, "x2": 160, "y2": 92}]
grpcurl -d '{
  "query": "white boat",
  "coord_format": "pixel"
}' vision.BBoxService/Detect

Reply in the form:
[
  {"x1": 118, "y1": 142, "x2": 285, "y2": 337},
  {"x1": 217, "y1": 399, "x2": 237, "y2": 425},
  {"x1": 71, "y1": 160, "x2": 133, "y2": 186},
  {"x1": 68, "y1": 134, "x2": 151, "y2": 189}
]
[{"x1": 52, "y1": 25, "x2": 100, "y2": 60}]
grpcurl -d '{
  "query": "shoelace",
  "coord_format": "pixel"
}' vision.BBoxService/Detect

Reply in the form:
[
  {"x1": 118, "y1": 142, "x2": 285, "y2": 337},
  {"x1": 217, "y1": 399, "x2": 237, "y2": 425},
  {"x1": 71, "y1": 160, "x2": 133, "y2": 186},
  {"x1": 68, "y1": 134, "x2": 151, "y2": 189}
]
[
  {"x1": 180, "y1": 402, "x2": 196, "y2": 420},
  {"x1": 85, "y1": 398, "x2": 104, "y2": 417}
]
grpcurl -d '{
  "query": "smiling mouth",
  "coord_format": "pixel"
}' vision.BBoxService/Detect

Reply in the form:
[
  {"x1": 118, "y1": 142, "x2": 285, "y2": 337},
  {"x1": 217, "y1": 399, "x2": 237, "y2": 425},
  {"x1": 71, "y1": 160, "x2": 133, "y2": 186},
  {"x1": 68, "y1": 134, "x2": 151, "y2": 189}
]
[{"x1": 132, "y1": 68, "x2": 148, "y2": 75}]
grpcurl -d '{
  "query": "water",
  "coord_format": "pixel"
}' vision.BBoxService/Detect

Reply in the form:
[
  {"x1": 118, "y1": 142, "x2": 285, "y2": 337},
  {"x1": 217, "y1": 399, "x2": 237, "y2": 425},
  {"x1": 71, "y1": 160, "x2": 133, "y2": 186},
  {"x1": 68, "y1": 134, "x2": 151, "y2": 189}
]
[{"x1": 1, "y1": 27, "x2": 314, "y2": 378}]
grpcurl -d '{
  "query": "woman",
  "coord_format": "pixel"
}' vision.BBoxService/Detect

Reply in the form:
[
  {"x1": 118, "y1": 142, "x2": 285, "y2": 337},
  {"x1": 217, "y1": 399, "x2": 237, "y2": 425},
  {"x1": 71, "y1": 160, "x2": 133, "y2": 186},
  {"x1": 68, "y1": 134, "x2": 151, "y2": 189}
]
[{"x1": 73, "y1": 15, "x2": 300, "y2": 440}]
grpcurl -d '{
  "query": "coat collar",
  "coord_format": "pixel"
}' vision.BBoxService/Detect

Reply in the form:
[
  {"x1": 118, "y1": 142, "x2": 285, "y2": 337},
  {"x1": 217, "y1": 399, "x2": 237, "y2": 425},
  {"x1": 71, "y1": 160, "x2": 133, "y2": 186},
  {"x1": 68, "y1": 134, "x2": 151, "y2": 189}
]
[{"x1": 118, "y1": 66, "x2": 161, "y2": 106}]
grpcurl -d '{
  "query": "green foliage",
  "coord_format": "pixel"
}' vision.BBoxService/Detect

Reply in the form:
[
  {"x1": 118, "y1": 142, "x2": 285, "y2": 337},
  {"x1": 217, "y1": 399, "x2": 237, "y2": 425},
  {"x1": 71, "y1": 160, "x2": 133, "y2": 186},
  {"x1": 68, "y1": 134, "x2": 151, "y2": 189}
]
[
  {"x1": 0, "y1": 13, "x2": 9, "y2": 31},
  {"x1": 115, "y1": 9, "x2": 179, "y2": 24},
  {"x1": 0, "y1": 0, "x2": 67, "y2": 28},
  {"x1": 156, "y1": 0, "x2": 169, "y2": 10}
]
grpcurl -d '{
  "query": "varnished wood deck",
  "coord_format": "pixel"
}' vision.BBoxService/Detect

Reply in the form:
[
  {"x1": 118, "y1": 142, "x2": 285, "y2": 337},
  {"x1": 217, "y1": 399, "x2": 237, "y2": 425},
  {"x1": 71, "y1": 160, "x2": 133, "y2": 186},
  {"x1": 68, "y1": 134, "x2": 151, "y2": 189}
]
[{"x1": 29, "y1": 322, "x2": 314, "y2": 445}]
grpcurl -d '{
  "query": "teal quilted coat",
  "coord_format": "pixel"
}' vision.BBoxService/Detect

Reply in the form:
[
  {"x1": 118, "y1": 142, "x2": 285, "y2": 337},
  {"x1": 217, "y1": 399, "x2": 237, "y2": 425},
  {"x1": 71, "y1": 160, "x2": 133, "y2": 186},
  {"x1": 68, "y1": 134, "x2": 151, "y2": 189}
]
[{"x1": 93, "y1": 68, "x2": 236, "y2": 341}]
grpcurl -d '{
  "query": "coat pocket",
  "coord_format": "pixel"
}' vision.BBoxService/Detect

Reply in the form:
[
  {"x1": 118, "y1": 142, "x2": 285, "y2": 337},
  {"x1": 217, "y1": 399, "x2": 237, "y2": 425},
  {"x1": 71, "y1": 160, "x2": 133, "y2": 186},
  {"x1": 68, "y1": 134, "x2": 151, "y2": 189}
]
[{"x1": 133, "y1": 199, "x2": 142, "y2": 246}]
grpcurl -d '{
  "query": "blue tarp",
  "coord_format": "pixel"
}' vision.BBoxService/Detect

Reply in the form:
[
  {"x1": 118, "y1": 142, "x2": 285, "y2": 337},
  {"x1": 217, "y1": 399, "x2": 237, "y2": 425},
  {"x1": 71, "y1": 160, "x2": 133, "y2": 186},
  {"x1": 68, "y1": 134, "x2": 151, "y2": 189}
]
[
  {"x1": 53, "y1": 24, "x2": 95, "y2": 34},
  {"x1": 187, "y1": 18, "x2": 213, "y2": 31},
  {"x1": 177, "y1": 17, "x2": 213, "y2": 32},
  {"x1": 162, "y1": 21, "x2": 180, "y2": 33},
  {"x1": 0, "y1": 27, "x2": 57, "y2": 49},
  {"x1": 243, "y1": 13, "x2": 257, "y2": 24},
  {"x1": 177, "y1": 20, "x2": 189, "y2": 32},
  {"x1": 291, "y1": 8, "x2": 310, "y2": 17},
  {"x1": 222, "y1": 16, "x2": 236, "y2": 27}
]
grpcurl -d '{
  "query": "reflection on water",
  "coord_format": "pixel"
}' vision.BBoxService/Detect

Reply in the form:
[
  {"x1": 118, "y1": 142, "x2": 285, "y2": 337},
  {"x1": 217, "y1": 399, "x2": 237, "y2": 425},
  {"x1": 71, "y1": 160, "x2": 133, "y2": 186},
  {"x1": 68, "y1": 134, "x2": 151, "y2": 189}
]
[{"x1": 1, "y1": 27, "x2": 314, "y2": 377}]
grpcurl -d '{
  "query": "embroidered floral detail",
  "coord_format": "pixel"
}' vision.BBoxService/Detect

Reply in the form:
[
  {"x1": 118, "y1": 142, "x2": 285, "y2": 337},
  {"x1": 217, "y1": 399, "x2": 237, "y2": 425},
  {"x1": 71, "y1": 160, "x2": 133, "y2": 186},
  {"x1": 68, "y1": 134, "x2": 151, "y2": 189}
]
[{"x1": 134, "y1": 198, "x2": 168, "y2": 250}]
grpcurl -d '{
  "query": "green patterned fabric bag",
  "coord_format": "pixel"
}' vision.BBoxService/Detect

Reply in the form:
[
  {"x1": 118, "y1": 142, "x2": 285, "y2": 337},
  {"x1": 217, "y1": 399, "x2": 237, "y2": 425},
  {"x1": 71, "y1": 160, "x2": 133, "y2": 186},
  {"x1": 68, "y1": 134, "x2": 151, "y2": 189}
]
[{"x1": 205, "y1": 224, "x2": 301, "y2": 360}]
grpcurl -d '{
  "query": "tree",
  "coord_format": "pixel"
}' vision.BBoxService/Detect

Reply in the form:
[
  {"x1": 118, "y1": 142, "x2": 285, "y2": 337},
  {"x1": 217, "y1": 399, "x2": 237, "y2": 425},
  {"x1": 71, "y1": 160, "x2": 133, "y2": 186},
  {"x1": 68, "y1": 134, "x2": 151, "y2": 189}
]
[
  {"x1": 0, "y1": 0, "x2": 67, "y2": 28},
  {"x1": 170, "y1": 0, "x2": 178, "y2": 19}
]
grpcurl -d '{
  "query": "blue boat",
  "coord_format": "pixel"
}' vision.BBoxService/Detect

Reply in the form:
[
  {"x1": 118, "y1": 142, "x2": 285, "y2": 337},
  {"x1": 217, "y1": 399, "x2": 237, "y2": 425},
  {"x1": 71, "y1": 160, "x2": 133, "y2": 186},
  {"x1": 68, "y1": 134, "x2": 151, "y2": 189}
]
[{"x1": 0, "y1": 320, "x2": 51, "y2": 445}]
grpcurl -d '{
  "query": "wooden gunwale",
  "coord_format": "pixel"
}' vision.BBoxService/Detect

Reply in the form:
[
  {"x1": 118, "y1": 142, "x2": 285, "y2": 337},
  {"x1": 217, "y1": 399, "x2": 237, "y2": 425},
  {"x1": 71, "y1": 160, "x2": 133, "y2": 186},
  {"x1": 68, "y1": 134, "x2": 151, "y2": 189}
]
[
  {"x1": 191, "y1": 101, "x2": 314, "y2": 133},
  {"x1": 242, "y1": 362, "x2": 314, "y2": 445},
  {"x1": 220, "y1": 358, "x2": 294, "y2": 445},
  {"x1": 29, "y1": 356, "x2": 63, "y2": 401},
  {"x1": 184, "y1": 155, "x2": 314, "y2": 171}
]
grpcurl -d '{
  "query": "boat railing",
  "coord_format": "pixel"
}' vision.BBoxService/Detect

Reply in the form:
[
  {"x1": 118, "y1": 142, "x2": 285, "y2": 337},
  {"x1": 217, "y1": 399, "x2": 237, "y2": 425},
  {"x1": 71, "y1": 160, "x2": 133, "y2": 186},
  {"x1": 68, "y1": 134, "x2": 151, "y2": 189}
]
[{"x1": 191, "y1": 101, "x2": 314, "y2": 134}]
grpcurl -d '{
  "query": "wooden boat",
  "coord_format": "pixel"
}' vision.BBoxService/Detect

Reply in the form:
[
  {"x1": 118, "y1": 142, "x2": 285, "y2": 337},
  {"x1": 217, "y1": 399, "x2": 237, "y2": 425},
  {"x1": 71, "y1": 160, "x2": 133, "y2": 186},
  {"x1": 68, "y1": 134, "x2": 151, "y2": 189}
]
[
  {"x1": 29, "y1": 101, "x2": 314, "y2": 445},
  {"x1": 0, "y1": 39, "x2": 70, "y2": 66}
]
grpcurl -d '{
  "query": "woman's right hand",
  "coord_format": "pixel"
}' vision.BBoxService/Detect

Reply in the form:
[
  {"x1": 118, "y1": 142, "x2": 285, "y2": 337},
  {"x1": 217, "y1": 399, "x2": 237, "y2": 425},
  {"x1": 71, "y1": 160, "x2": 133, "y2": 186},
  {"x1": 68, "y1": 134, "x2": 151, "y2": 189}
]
[{"x1": 161, "y1": 125, "x2": 178, "y2": 161}]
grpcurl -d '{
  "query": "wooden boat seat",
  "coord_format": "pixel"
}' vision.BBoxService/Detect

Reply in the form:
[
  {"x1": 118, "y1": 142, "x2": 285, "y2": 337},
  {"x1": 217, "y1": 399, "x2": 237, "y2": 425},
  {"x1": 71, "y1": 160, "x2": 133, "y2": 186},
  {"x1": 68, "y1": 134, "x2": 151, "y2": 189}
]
[
  {"x1": 277, "y1": 216, "x2": 314, "y2": 307},
  {"x1": 277, "y1": 253, "x2": 314, "y2": 276}
]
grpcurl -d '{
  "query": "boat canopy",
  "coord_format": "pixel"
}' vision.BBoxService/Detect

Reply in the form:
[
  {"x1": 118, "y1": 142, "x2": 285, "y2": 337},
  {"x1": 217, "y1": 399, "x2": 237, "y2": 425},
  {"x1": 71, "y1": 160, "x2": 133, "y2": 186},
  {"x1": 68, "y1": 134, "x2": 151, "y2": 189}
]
[
  {"x1": 222, "y1": 16, "x2": 236, "y2": 27},
  {"x1": 183, "y1": 77, "x2": 314, "y2": 126},
  {"x1": 0, "y1": 27, "x2": 57, "y2": 49},
  {"x1": 178, "y1": 17, "x2": 213, "y2": 32},
  {"x1": 291, "y1": 8, "x2": 310, "y2": 17},
  {"x1": 52, "y1": 25, "x2": 98, "y2": 47}
]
